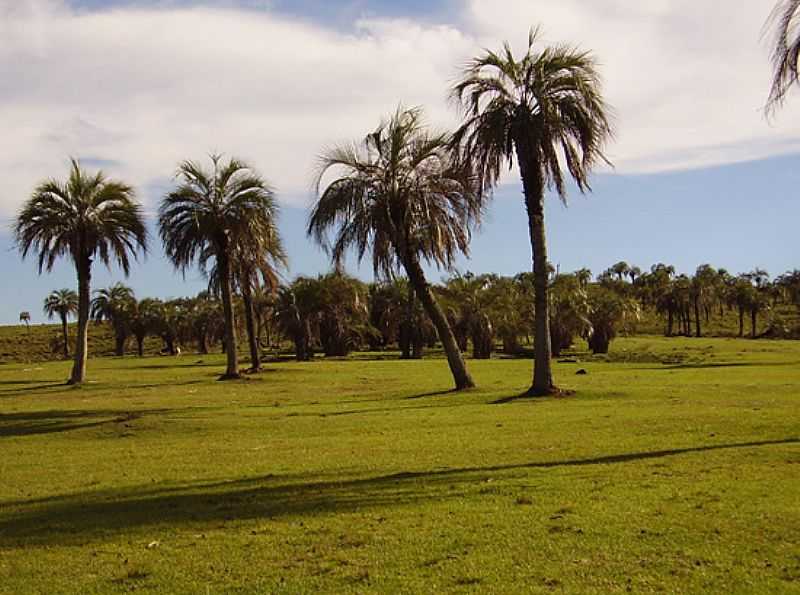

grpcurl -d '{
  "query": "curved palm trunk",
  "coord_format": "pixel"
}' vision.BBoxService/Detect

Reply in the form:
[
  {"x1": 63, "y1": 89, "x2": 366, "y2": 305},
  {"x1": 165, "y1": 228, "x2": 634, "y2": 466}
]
[
  {"x1": 403, "y1": 253, "x2": 474, "y2": 390},
  {"x1": 516, "y1": 142, "x2": 555, "y2": 396},
  {"x1": 217, "y1": 249, "x2": 240, "y2": 379},
  {"x1": 241, "y1": 277, "x2": 260, "y2": 372},
  {"x1": 60, "y1": 312, "x2": 69, "y2": 359},
  {"x1": 69, "y1": 256, "x2": 91, "y2": 384}
]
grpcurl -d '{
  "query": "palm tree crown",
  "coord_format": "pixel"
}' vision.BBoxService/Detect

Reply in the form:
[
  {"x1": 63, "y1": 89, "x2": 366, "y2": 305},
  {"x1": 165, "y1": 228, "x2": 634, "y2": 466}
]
[
  {"x1": 308, "y1": 106, "x2": 483, "y2": 279},
  {"x1": 90, "y1": 283, "x2": 135, "y2": 322},
  {"x1": 451, "y1": 29, "x2": 613, "y2": 199},
  {"x1": 43, "y1": 289, "x2": 79, "y2": 321},
  {"x1": 15, "y1": 158, "x2": 147, "y2": 274},
  {"x1": 767, "y1": 0, "x2": 800, "y2": 111},
  {"x1": 159, "y1": 155, "x2": 279, "y2": 274}
]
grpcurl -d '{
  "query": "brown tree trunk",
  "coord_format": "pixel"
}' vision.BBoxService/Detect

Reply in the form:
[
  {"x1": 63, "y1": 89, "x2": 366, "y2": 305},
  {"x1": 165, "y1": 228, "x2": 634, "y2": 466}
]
[
  {"x1": 60, "y1": 313, "x2": 70, "y2": 359},
  {"x1": 516, "y1": 141, "x2": 555, "y2": 396},
  {"x1": 694, "y1": 295, "x2": 701, "y2": 338},
  {"x1": 751, "y1": 309, "x2": 757, "y2": 338},
  {"x1": 738, "y1": 307, "x2": 745, "y2": 337},
  {"x1": 114, "y1": 328, "x2": 126, "y2": 357},
  {"x1": 69, "y1": 255, "x2": 91, "y2": 384},
  {"x1": 241, "y1": 275, "x2": 260, "y2": 372},
  {"x1": 135, "y1": 334, "x2": 145, "y2": 357},
  {"x1": 217, "y1": 247, "x2": 240, "y2": 379},
  {"x1": 403, "y1": 254, "x2": 474, "y2": 390}
]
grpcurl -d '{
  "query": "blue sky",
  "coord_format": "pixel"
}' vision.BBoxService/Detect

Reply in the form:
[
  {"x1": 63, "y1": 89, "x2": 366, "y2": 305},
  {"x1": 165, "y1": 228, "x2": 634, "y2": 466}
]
[{"x1": 1, "y1": 0, "x2": 798, "y2": 323}]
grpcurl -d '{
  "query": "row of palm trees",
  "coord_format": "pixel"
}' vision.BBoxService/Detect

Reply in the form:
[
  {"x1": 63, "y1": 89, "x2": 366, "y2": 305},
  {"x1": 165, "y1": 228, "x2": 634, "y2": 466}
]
[
  {"x1": 41, "y1": 263, "x2": 800, "y2": 370},
  {"x1": 612, "y1": 265, "x2": 800, "y2": 339},
  {"x1": 16, "y1": 6, "x2": 800, "y2": 390},
  {"x1": 16, "y1": 32, "x2": 613, "y2": 394}
]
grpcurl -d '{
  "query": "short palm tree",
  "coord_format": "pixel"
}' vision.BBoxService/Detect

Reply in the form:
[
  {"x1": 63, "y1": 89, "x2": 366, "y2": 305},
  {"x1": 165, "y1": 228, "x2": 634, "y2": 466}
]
[
  {"x1": 308, "y1": 106, "x2": 482, "y2": 390},
  {"x1": 208, "y1": 225, "x2": 287, "y2": 372},
  {"x1": 15, "y1": 159, "x2": 147, "y2": 384},
  {"x1": 158, "y1": 155, "x2": 279, "y2": 379},
  {"x1": 91, "y1": 283, "x2": 135, "y2": 356},
  {"x1": 43, "y1": 288, "x2": 79, "y2": 359},
  {"x1": 451, "y1": 29, "x2": 613, "y2": 395},
  {"x1": 766, "y1": 0, "x2": 800, "y2": 111}
]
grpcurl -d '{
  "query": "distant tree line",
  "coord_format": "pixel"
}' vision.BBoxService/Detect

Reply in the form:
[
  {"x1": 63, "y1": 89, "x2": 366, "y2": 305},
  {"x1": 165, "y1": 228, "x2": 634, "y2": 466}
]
[{"x1": 40, "y1": 264, "x2": 800, "y2": 369}]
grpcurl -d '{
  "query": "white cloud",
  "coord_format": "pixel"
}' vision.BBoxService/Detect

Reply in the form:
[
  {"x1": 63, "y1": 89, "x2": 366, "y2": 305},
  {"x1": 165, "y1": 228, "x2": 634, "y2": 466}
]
[
  {"x1": 466, "y1": 0, "x2": 800, "y2": 172},
  {"x1": 0, "y1": 0, "x2": 798, "y2": 219}
]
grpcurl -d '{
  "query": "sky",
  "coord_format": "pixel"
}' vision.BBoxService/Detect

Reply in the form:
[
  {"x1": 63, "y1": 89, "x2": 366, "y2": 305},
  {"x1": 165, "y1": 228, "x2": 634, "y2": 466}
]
[{"x1": 1, "y1": 0, "x2": 798, "y2": 324}]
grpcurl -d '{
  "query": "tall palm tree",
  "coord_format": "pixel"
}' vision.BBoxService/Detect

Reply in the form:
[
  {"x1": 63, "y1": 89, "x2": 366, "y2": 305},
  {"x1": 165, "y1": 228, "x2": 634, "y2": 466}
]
[
  {"x1": 15, "y1": 159, "x2": 147, "y2": 384},
  {"x1": 91, "y1": 283, "x2": 135, "y2": 356},
  {"x1": 766, "y1": 0, "x2": 800, "y2": 111},
  {"x1": 159, "y1": 155, "x2": 278, "y2": 379},
  {"x1": 43, "y1": 288, "x2": 79, "y2": 359},
  {"x1": 452, "y1": 29, "x2": 613, "y2": 395},
  {"x1": 308, "y1": 106, "x2": 483, "y2": 390}
]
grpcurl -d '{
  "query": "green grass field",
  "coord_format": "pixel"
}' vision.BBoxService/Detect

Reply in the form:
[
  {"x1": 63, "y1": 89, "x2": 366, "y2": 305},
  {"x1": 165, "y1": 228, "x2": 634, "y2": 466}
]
[{"x1": 1, "y1": 336, "x2": 799, "y2": 593}]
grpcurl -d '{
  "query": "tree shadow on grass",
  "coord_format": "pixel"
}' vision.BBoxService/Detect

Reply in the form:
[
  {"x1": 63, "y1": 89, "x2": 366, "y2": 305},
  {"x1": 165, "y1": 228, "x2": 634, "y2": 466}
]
[
  {"x1": 0, "y1": 379, "x2": 207, "y2": 397},
  {"x1": 0, "y1": 408, "x2": 177, "y2": 438},
  {"x1": 404, "y1": 389, "x2": 457, "y2": 400},
  {"x1": 0, "y1": 437, "x2": 796, "y2": 547},
  {"x1": 646, "y1": 361, "x2": 800, "y2": 371}
]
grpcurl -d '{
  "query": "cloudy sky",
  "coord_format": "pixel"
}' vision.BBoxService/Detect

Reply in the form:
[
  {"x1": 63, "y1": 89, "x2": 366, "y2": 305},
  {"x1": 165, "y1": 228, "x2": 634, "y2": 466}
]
[{"x1": 1, "y1": 0, "x2": 798, "y2": 323}]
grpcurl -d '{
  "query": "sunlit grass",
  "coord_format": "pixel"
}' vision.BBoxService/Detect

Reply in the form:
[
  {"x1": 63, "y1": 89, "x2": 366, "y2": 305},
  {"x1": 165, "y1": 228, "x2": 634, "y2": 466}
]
[{"x1": 0, "y1": 336, "x2": 798, "y2": 593}]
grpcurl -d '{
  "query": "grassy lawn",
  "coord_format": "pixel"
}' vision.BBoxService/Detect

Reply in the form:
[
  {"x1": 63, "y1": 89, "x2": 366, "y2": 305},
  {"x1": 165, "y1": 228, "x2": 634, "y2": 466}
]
[{"x1": 0, "y1": 336, "x2": 798, "y2": 593}]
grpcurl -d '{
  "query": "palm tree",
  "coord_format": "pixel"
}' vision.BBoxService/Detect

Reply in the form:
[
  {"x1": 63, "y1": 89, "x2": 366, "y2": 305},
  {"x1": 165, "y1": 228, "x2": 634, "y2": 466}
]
[
  {"x1": 308, "y1": 106, "x2": 483, "y2": 390},
  {"x1": 766, "y1": 0, "x2": 800, "y2": 111},
  {"x1": 452, "y1": 29, "x2": 613, "y2": 395},
  {"x1": 159, "y1": 155, "x2": 278, "y2": 379},
  {"x1": 691, "y1": 265, "x2": 718, "y2": 338},
  {"x1": 209, "y1": 227, "x2": 286, "y2": 372},
  {"x1": 91, "y1": 283, "x2": 135, "y2": 356},
  {"x1": 15, "y1": 159, "x2": 146, "y2": 384},
  {"x1": 585, "y1": 285, "x2": 639, "y2": 354},
  {"x1": 274, "y1": 278, "x2": 320, "y2": 362},
  {"x1": 128, "y1": 297, "x2": 162, "y2": 357},
  {"x1": 611, "y1": 261, "x2": 631, "y2": 282},
  {"x1": 43, "y1": 289, "x2": 79, "y2": 359}
]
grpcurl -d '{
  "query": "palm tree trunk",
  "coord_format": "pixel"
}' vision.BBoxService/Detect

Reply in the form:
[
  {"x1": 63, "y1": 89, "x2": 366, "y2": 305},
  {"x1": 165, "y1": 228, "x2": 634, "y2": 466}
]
[
  {"x1": 694, "y1": 295, "x2": 702, "y2": 337},
  {"x1": 738, "y1": 307, "x2": 745, "y2": 337},
  {"x1": 69, "y1": 256, "x2": 91, "y2": 384},
  {"x1": 217, "y1": 249, "x2": 240, "y2": 379},
  {"x1": 136, "y1": 334, "x2": 145, "y2": 357},
  {"x1": 60, "y1": 313, "x2": 69, "y2": 359},
  {"x1": 241, "y1": 278, "x2": 260, "y2": 372},
  {"x1": 751, "y1": 309, "x2": 757, "y2": 338},
  {"x1": 516, "y1": 143, "x2": 555, "y2": 396},
  {"x1": 114, "y1": 326, "x2": 125, "y2": 357},
  {"x1": 403, "y1": 253, "x2": 474, "y2": 390}
]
